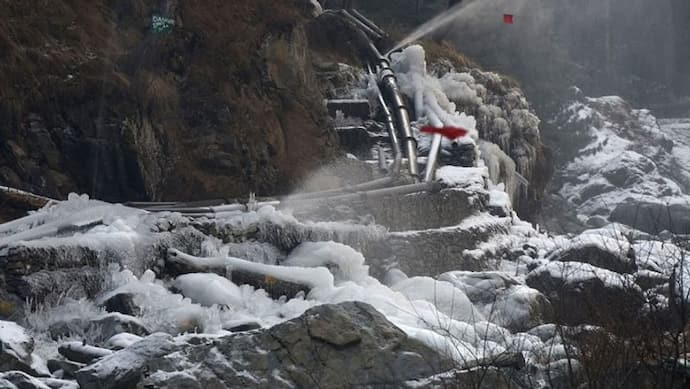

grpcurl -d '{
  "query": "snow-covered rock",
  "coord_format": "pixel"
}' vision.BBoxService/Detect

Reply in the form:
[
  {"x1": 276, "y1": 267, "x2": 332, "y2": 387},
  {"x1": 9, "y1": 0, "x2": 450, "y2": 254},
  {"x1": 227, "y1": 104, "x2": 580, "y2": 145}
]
[
  {"x1": 0, "y1": 371, "x2": 51, "y2": 389},
  {"x1": 57, "y1": 342, "x2": 113, "y2": 365},
  {"x1": 440, "y1": 271, "x2": 553, "y2": 332},
  {"x1": 526, "y1": 261, "x2": 645, "y2": 328},
  {"x1": 75, "y1": 333, "x2": 176, "y2": 389},
  {"x1": 545, "y1": 230, "x2": 636, "y2": 274},
  {"x1": 76, "y1": 303, "x2": 454, "y2": 389},
  {"x1": 0, "y1": 321, "x2": 47, "y2": 377},
  {"x1": 548, "y1": 89, "x2": 690, "y2": 234}
]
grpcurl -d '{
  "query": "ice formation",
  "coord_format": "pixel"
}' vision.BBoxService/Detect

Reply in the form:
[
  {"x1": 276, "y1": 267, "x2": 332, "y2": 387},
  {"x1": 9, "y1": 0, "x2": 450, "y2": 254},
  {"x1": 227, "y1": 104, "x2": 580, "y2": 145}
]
[{"x1": 390, "y1": 45, "x2": 478, "y2": 152}]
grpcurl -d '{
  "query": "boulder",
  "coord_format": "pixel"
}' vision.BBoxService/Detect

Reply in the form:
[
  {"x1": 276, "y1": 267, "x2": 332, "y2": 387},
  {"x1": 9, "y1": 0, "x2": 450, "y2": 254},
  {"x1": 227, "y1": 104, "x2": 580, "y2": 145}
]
[
  {"x1": 0, "y1": 321, "x2": 45, "y2": 376},
  {"x1": 76, "y1": 302, "x2": 454, "y2": 389},
  {"x1": 0, "y1": 371, "x2": 50, "y2": 389},
  {"x1": 526, "y1": 261, "x2": 645, "y2": 329},
  {"x1": 49, "y1": 313, "x2": 149, "y2": 344},
  {"x1": 58, "y1": 342, "x2": 113, "y2": 365},
  {"x1": 546, "y1": 242, "x2": 636, "y2": 274},
  {"x1": 75, "y1": 334, "x2": 176, "y2": 389},
  {"x1": 47, "y1": 359, "x2": 84, "y2": 379},
  {"x1": 48, "y1": 319, "x2": 86, "y2": 341},
  {"x1": 440, "y1": 271, "x2": 553, "y2": 332},
  {"x1": 99, "y1": 293, "x2": 140, "y2": 316},
  {"x1": 103, "y1": 333, "x2": 143, "y2": 351},
  {"x1": 610, "y1": 201, "x2": 690, "y2": 235},
  {"x1": 86, "y1": 313, "x2": 150, "y2": 343}
]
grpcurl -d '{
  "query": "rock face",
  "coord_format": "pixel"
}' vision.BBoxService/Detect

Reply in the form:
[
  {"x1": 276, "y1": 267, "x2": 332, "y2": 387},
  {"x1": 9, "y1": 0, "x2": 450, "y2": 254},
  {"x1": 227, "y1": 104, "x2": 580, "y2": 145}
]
[
  {"x1": 76, "y1": 302, "x2": 453, "y2": 389},
  {"x1": 0, "y1": 0, "x2": 337, "y2": 202},
  {"x1": 544, "y1": 90, "x2": 690, "y2": 234}
]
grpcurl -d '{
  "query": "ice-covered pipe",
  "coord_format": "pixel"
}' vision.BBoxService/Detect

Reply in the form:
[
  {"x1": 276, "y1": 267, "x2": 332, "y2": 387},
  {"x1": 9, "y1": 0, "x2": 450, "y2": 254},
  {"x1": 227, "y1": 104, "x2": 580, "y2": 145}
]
[
  {"x1": 288, "y1": 181, "x2": 441, "y2": 204},
  {"x1": 285, "y1": 176, "x2": 396, "y2": 201},
  {"x1": 376, "y1": 83, "x2": 403, "y2": 175},
  {"x1": 424, "y1": 134, "x2": 442, "y2": 182},
  {"x1": 378, "y1": 63, "x2": 419, "y2": 179},
  {"x1": 348, "y1": 26, "x2": 418, "y2": 180},
  {"x1": 423, "y1": 108, "x2": 444, "y2": 182},
  {"x1": 145, "y1": 178, "x2": 443, "y2": 219}
]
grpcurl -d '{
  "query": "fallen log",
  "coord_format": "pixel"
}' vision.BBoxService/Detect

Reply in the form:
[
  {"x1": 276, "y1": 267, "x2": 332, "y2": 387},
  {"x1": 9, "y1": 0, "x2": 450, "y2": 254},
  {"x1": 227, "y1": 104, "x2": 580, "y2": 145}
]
[
  {"x1": 166, "y1": 249, "x2": 332, "y2": 300},
  {"x1": 0, "y1": 186, "x2": 54, "y2": 224}
]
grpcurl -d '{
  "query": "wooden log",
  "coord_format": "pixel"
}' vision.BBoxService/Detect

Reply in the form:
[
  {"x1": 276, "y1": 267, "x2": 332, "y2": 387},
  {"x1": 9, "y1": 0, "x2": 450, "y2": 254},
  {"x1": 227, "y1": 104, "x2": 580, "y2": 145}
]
[
  {"x1": 0, "y1": 186, "x2": 54, "y2": 223},
  {"x1": 165, "y1": 250, "x2": 313, "y2": 300}
]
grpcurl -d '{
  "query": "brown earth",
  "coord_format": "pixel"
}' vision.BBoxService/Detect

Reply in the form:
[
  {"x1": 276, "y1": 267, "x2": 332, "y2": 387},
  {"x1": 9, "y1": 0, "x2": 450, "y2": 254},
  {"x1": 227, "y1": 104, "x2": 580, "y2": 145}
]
[{"x1": 0, "y1": 0, "x2": 337, "y2": 203}]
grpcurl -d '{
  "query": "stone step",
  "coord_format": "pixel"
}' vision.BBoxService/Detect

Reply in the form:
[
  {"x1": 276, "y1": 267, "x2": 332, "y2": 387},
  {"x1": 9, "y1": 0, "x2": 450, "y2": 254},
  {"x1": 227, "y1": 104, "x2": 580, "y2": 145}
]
[{"x1": 365, "y1": 215, "x2": 513, "y2": 277}]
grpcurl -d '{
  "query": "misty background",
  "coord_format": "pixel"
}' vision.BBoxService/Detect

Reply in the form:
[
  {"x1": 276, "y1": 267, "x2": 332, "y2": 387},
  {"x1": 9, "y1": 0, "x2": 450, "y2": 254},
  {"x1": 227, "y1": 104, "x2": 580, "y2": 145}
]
[{"x1": 353, "y1": 0, "x2": 690, "y2": 117}]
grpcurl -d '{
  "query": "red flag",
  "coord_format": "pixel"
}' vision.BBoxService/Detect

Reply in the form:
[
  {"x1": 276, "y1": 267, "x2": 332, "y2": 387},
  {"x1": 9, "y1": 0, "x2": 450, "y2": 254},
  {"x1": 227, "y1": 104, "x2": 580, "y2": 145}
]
[
  {"x1": 503, "y1": 14, "x2": 514, "y2": 24},
  {"x1": 420, "y1": 126, "x2": 468, "y2": 140}
]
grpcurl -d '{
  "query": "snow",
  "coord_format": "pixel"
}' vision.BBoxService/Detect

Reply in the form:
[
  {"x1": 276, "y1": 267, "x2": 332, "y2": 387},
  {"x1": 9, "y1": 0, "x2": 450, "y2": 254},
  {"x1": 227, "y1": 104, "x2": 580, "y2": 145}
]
[
  {"x1": 390, "y1": 45, "x2": 479, "y2": 158},
  {"x1": 532, "y1": 261, "x2": 637, "y2": 291},
  {"x1": 105, "y1": 333, "x2": 143, "y2": 350},
  {"x1": 40, "y1": 378, "x2": 79, "y2": 389},
  {"x1": 543, "y1": 226, "x2": 633, "y2": 265},
  {"x1": 0, "y1": 194, "x2": 144, "y2": 245},
  {"x1": 0, "y1": 320, "x2": 34, "y2": 362},
  {"x1": 435, "y1": 165, "x2": 487, "y2": 190},
  {"x1": 103, "y1": 268, "x2": 315, "y2": 334},
  {"x1": 489, "y1": 184, "x2": 512, "y2": 209},
  {"x1": 553, "y1": 95, "x2": 690, "y2": 225},
  {"x1": 390, "y1": 277, "x2": 485, "y2": 323},
  {"x1": 283, "y1": 241, "x2": 369, "y2": 284},
  {"x1": 168, "y1": 249, "x2": 335, "y2": 289},
  {"x1": 172, "y1": 273, "x2": 245, "y2": 308},
  {"x1": 3, "y1": 192, "x2": 560, "y2": 369},
  {"x1": 439, "y1": 271, "x2": 546, "y2": 330},
  {"x1": 80, "y1": 333, "x2": 177, "y2": 383}
]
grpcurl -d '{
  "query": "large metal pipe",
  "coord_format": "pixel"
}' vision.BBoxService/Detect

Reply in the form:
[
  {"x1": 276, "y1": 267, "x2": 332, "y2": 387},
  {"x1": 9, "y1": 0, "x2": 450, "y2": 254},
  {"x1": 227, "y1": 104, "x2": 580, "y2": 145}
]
[
  {"x1": 340, "y1": 10, "x2": 383, "y2": 41},
  {"x1": 166, "y1": 181, "x2": 441, "y2": 219},
  {"x1": 376, "y1": 81, "x2": 403, "y2": 175},
  {"x1": 424, "y1": 134, "x2": 442, "y2": 182},
  {"x1": 378, "y1": 64, "x2": 419, "y2": 179},
  {"x1": 423, "y1": 109, "x2": 444, "y2": 182},
  {"x1": 284, "y1": 176, "x2": 396, "y2": 201},
  {"x1": 289, "y1": 181, "x2": 440, "y2": 204},
  {"x1": 348, "y1": 9, "x2": 387, "y2": 37}
]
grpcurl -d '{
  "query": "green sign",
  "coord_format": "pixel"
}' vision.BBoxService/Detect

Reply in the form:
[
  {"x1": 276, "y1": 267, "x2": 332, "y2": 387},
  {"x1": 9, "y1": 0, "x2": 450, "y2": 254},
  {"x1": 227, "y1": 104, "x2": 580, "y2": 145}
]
[{"x1": 152, "y1": 15, "x2": 175, "y2": 34}]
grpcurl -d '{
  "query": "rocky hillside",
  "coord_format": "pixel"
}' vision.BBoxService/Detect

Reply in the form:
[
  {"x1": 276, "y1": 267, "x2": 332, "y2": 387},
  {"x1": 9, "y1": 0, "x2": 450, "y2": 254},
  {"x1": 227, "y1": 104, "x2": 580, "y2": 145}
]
[
  {"x1": 0, "y1": 0, "x2": 336, "y2": 203},
  {"x1": 540, "y1": 88, "x2": 690, "y2": 235}
]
